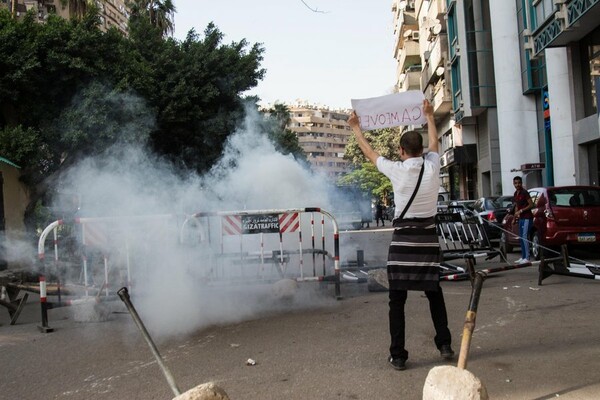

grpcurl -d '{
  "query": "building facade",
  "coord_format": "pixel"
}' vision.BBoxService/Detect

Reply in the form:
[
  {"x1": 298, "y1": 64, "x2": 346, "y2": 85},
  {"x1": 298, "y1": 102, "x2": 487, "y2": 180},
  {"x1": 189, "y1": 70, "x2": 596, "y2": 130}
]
[
  {"x1": 1, "y1": 0, "x2": 130, "y2": 35},
  {"x1": 0, "y1": 157, "x2": 29, "y2": 270},
  {"x1": 392, "y1": 0, "x2": 600, "y2": 199},
  {"x1": 287, "y1": 105, "x2": 353, "y2": 179}
]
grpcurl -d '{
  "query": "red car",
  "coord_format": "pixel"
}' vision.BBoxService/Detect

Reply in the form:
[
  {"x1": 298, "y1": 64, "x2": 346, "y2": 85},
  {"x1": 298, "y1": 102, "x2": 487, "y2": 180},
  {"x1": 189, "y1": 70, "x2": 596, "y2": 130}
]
[{"x1": 499, "y1": 186, "x2": 600, "y2": 260}]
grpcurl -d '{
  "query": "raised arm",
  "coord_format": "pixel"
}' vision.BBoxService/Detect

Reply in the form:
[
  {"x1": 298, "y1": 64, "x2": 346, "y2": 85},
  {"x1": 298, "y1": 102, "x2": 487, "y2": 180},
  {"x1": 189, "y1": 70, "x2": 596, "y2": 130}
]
[
  {"x1": 423, "y1": 100, "x2": 438, "y2": 154},
  {"x1": 348, "y1": 111, "x2": 380, "y2": 165}
]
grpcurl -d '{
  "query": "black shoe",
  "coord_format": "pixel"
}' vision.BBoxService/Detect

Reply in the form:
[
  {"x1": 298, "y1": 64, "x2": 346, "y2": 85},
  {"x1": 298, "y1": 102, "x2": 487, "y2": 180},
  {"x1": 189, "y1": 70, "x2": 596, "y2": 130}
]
[
  {"x1": 439, "y1": 344, "x2": 455, "y2": 360},
  {"x1": 388, "y1": 356, "x2": 406, "y2": 370}
]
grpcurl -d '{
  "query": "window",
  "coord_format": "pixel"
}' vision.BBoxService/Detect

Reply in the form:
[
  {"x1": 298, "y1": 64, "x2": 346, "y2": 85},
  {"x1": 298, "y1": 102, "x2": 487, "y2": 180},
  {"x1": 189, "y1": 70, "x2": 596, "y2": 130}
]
[
  {"x1": 532, "y1": 0, "x2": 555, "y2": 30},
  {"x1": 465, "y1": 0, "x2": 496, "y2": 107},
  {"x1": 580, "y1": 26, "x2": 600, "y2": 117},
  {"x1": 451, "y1": 61, "x2": 462, "y2": 112},
  {"x1": 447, "y1": 1, "x2": 459, "y2": 59},
  {"x1": 517, "y1": 0, "x2": 547, "y2": 93},
  {"x1": 447, "y1": 1, "x2": 462, "y2": 113}
]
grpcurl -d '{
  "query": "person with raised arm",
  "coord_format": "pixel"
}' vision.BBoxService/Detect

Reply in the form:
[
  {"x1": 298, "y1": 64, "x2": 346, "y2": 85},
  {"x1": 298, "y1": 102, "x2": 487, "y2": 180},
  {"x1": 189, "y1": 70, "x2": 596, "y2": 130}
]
[{"x1": 348, "y1": 100, "x2": 453, "y2": 371}]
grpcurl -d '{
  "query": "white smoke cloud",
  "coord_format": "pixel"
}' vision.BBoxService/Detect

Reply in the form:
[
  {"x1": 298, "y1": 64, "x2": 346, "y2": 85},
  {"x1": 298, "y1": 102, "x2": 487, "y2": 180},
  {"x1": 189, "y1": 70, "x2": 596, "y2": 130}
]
[{"x1": 48, "y1": 104, "x2": 353, "y2": 338}]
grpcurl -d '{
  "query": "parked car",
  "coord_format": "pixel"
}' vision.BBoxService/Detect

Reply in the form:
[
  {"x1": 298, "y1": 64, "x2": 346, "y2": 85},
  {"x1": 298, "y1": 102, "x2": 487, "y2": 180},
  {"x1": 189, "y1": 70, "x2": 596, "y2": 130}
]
[
  {"x1": 496, "y1": 195, "x2": 514, "y2": 208},
  {"x1": 468, "y1": 197, "x2": 510, "y2": 241},
  {"x1": 437, "y1": 199, "x2": 475, "y2": 215},
  {"x1": 499, "y1": 186, "x2": 600, "y2": 260}
]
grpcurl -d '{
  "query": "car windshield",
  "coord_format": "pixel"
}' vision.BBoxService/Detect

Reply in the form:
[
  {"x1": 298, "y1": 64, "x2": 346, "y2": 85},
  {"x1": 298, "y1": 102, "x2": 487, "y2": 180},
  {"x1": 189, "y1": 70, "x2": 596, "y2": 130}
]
[
  {"x1": 497, "y1": 197, "x2": 513, "y2": 208},
  {"x1": 485, "y1": 198, "x2": 502, "y2": 209},
  {"x1": 549, "y1": 188, "x2": 600, "y2": 207}
]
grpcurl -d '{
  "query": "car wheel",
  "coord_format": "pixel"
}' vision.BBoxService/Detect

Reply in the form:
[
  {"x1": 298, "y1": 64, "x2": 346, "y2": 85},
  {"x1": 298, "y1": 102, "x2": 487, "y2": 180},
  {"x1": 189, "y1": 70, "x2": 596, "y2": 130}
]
[
  {"x1": 500, "y1": 232, "x2": 513, "y2": 258},
  {"x1": 531, "y1": 231, "x2": 542, "y2": 261}
]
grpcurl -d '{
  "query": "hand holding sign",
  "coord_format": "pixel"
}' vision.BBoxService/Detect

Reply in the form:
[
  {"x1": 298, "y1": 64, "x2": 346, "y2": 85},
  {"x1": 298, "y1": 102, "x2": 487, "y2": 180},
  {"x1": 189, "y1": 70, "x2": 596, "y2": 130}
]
[{"x1": 350, "y1": 91, "x2": 426, "y2": 130}]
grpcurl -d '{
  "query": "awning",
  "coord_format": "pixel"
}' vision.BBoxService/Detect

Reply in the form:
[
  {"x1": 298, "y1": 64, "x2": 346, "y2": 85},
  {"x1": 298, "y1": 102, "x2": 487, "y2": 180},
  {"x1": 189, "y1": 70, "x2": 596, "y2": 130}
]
[{"x1": 0, "y1": 156, "x2": 21, "y2": 168}]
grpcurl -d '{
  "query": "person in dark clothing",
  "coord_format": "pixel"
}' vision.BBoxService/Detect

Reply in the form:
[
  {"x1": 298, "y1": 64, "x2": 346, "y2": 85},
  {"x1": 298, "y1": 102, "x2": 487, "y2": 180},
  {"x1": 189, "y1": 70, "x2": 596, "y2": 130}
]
[
  {"x1": 512, "y1": 176, "x2": 534, "y2": 264},
  {"x1": 375, "y1": 202, "x2": 385, "y2": 227},
  {"x1": 348, "y1": 100, "x2": 454, "y2": 371}
]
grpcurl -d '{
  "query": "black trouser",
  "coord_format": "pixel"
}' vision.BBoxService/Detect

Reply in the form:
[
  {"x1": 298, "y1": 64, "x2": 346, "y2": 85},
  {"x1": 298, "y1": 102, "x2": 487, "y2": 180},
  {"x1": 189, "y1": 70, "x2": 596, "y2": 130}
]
[{"x1": 388, "y1": 288, "x2": 452, "y2": 360}]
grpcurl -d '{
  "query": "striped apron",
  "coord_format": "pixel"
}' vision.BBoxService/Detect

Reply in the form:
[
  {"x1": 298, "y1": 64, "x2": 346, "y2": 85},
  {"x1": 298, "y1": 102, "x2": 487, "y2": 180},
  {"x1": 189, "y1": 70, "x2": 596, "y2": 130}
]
[{"x1": 387, "y1": 217, "x2": 441, "y2": 291}]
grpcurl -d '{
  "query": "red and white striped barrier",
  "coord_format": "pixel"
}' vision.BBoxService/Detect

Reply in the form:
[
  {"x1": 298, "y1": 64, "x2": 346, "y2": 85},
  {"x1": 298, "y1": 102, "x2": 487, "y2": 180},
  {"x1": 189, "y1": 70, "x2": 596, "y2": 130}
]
[
  {"x1": 38, "y1": 275, "x2": 53, "y2": 333},
  {"x1": 184, "y1": 207, "x2": 342, "y2": 297},
  {"x1": 36, "y1": 214, "x2": 180, "y2": 330}
]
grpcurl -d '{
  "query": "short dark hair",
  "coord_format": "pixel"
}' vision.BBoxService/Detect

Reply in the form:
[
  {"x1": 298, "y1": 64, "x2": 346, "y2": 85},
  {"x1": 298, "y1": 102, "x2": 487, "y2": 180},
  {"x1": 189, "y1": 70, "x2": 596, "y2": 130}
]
[
  {"x1": 513, "y1": 176, "x2": 522, "y2": 183},
  {"x1": 400, "y1": 131, "x2": 423, "y2": 156}
]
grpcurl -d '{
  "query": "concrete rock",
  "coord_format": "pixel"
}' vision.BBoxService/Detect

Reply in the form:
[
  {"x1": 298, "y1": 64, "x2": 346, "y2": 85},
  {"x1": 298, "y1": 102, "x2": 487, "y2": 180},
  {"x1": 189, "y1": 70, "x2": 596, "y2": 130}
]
[
  {"x1": 72, "y1": 301, "x2": 111, "y2": 322},
  {"x1": 173, "y1": 382, "x2": 230, "y2": 400},
  {"x1": 271, "y1": 278, "x2": 298, "y2": 300},
  {"x1": 423, "y1": 366, "x2": 489, "y2": 400}
]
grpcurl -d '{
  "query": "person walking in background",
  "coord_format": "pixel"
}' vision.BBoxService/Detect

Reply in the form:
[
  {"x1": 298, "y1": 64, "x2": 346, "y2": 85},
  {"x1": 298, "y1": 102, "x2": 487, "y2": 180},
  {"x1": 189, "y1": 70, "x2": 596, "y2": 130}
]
[
  {"x1": 512, "y1": 176, "x2": 534, "y2": 264},
  {"x1": 348, "y1": 100, "x2": 454, "y2": 371},
  {"x1": 375, "y1": 201, "x2": 385, "y2": 227}
]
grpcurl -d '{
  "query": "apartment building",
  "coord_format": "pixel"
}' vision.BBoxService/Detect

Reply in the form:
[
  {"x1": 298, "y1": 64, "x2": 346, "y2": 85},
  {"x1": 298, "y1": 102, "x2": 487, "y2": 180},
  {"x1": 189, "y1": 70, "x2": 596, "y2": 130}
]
[
  {"x1": 0, "y1": 0, "x2": 130, "y2": 35},
  {"x1": 392, "y1": 0, "x2": 600, "y2": 199},
  {"x1": 393, "y1": 0, "x2": 474, "y2": 199},
  {"x1": 287, "y1": 105, "x2": 353, "y2": 179}
]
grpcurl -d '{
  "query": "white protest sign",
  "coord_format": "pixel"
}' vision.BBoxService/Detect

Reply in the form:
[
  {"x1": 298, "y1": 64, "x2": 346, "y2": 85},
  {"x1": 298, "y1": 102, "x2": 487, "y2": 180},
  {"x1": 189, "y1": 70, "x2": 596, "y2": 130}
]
[{"x1": 351, "y1": 91, "x2": 426, "y2": 130}]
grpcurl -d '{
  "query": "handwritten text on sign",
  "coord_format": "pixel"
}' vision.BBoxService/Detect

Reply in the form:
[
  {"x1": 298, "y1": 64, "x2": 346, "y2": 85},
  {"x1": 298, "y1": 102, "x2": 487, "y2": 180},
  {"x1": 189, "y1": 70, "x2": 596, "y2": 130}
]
[{"x1": 351, "y1": 91, "x2": 426, "y2": 130}]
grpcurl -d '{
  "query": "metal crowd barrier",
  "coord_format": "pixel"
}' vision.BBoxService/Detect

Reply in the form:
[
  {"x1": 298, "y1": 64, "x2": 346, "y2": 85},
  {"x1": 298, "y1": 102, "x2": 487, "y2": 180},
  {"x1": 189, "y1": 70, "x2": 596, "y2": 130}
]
[
  {"x1": 180, "y1": 207, "x2": 341, "y2": 295},
  {"x1": 28, "y1": 207, "x2": 342, "y2": 332}
]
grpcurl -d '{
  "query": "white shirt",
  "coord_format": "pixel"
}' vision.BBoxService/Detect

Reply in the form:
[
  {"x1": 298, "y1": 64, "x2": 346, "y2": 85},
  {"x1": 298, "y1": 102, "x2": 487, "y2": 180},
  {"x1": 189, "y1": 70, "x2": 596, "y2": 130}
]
[{"x1": 376, "y1": 152, "x2": 440, "y2": 219}]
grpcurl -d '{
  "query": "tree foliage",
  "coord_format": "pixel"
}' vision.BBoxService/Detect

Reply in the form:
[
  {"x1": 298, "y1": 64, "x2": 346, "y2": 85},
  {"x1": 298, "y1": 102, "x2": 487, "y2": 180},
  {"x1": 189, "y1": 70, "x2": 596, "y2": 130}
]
[
  {"x1": 341, "y1": 127, "x2": 402, "y2": 203},
  {"x1": 128, "y1": 0, "x2": 176, "y2": 37},
  {"x1": 261, "y1": 103, "x2": 307, "y2": 163},
  {"x1": 0, "y1": 8, "x2": 266, "y2": 230}
]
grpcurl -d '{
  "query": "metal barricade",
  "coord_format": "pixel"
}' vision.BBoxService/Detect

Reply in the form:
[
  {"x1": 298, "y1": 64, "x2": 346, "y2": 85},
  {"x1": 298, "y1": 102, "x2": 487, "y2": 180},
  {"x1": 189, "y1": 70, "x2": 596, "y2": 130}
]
[
  {"x1": 180, "y1": 207, "x2": 342, "y2": 297},
  {"x1": 30, "y1": 208, "x2": 343, "y2": 331}
]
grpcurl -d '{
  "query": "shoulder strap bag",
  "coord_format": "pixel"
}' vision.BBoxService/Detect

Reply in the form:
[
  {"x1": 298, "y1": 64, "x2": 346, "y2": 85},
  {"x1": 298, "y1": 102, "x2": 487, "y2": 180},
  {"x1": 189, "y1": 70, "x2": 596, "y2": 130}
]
[{"x1": 395, "y1": 159, "x2": 425, "y2": 223}]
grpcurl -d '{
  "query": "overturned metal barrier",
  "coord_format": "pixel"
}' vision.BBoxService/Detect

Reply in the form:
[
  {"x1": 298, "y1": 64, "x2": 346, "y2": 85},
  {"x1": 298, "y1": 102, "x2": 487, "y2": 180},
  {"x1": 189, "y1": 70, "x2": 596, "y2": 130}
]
[
  {"x1": 538, "y1": 244, "x2": 600, "y2": 284},
  {"x1": 0, "y1": 287, "x2": 29, "y2": 326}
]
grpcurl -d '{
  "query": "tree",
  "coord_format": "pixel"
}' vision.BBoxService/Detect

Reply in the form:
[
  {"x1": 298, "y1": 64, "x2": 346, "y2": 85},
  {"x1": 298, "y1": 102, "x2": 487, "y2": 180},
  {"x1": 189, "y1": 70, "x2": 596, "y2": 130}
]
[
  {"x1": 0, "y1": 10, "x2": 264, "y2": 228},
  {"x1": 261, "y1": 103, "x2": 307, "y2": 163},
  {"x1": 129, "y1": 22, "x2": 265, "y2": 172},
  {"x1": 341, "y1": 126, "x2": 402, "y2": 203},
  {"x1": 128, "y1": 0, "x2": 176, "y2": 37},
  {"x1": 60, "y1": 0, "x2": 95, "y2": 20},
  {"x1": 0, "y1": 10, "x2": 266, "y2": 231}
]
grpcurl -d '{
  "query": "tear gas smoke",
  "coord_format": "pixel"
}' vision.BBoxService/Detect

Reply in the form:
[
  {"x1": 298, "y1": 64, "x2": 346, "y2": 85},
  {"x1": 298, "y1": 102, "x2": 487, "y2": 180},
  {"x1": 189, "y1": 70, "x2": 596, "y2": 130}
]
[{"x1": 43, "y1": 104, "x2": 359, "y2": 338}]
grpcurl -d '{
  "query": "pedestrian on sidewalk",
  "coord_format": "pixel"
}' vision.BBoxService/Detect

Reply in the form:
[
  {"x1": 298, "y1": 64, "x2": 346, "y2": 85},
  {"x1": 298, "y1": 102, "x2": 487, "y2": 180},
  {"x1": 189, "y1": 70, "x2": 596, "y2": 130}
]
[
  {"x1": 348, "y1": 99, "x2": 454, "y2": 371},
  {"x1": 512, "y1": 176, "x2": 534, "y2": 264}
]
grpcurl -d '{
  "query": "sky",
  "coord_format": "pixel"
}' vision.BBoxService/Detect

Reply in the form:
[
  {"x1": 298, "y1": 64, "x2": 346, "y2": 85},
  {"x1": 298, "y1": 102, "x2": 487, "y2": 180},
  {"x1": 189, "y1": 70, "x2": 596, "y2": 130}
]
[{"x1": 173, "y1": 0, "x2": 397, "y2": 110}]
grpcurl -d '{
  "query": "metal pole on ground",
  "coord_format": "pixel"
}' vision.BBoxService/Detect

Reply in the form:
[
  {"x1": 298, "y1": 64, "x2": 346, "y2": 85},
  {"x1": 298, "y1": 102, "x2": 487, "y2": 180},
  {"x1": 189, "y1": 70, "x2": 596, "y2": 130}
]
[
  {"x1": 38, "y1": 275, "x2": 54, "y2": 333},
  {"x1": 117, "y1": 287, "x2": 181, "y2": 397},
  {"x1": 423, "y1": 270, "x2": 489, "y2": 399},
  {"x1": 458, "y1": 271, "x2": 485, "y2": 369},
  {"x1": 311, "y1": 213, "x2": 316, "y2": 276}
]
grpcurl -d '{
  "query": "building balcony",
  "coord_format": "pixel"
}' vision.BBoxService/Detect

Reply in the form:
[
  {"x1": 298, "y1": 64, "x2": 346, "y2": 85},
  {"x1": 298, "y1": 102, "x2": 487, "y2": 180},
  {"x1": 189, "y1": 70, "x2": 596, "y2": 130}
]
[
  {"x1": 431, "y1": 80, "x2": 452, "y2": 116},
  {"x1": 397, "y1": 69, "x2": 422, "y2": 92},
  {"x1": 426, "y1": 0, "x2": 446, "y2": 24},
  {"x1": 420, "y1": 34, "x2": 448, "y2": 89},
  {"x1": 395, "y1": 38, "x2": 420, "y2": 68}
]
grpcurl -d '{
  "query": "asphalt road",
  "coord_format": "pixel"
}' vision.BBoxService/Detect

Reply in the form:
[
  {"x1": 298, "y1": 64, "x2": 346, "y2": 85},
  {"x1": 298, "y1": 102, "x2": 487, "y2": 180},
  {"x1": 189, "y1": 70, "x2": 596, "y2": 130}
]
[{"x1": 1, "y1": 227, "x2": 600, "y2": 399}]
